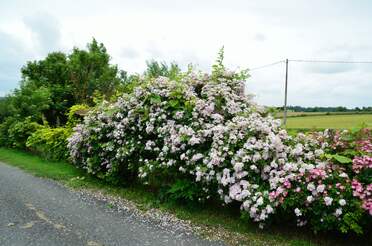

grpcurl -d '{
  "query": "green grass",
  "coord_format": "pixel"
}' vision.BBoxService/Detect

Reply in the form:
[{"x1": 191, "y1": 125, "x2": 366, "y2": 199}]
[
  {"x1": 285, "y1": 114, "x2": 372, "y2": 130},
  {"x1": 0, "y1": 148, "x2": 369, "y2": 246}
]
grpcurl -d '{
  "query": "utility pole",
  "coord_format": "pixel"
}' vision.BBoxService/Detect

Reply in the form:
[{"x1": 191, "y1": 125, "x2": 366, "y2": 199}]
[{"x1": 283, "y1": 59, "x2": 289, "y2": 126}]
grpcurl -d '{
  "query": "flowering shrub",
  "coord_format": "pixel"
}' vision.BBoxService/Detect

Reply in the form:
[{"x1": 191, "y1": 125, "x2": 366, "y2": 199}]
[
  {"x1": 319, "y1": 129, "x2": 372, "y2": 226},
  {"x1": 68, "y1": 61, "x2": 371, "y2": 234}
]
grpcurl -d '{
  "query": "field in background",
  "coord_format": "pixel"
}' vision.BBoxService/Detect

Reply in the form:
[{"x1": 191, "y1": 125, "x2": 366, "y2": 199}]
[
  {"x1": 283, "y1": 114, "x2": 372, "y2": 129},
  {"x1": 275, "y1": 111, "x2": 372, "y2": 118}
]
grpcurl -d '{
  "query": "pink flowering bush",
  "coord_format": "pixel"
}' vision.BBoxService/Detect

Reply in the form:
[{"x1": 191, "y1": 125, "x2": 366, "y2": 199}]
[
  {"x1": 319, "y1": 129, "x2": 372, "y2": 225},
  {"x1": 68, "y1": 59, "x2": 371, "y2": 234}
]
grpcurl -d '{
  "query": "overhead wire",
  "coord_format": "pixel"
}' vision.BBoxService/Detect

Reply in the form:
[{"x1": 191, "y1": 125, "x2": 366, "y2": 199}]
[
  {"x1": 250, "y1": 59, "x2": 372, "y2": 71},
  {"x1": 249, "y1": 60, "x2": 285, "y2": 71}
]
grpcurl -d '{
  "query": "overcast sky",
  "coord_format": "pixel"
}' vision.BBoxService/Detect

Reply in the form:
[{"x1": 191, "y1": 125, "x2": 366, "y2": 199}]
[{"x1": 1, "y1": 0, "x2": 372, "y2": 107}]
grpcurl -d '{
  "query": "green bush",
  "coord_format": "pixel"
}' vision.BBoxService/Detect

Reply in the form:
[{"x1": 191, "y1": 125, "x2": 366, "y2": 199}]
[
  {"x1": 7, "y1": 117, "x2": 43, "y2": 149},
  {"x1": 26, "y1": 127, "x2": 72, "y2": 161},
  {"x1": 0, "y1": 117, "x2": 17, "y2": 147},
  {"x1": 67, "y1": 104, "x2": 89, "y2": 127}
]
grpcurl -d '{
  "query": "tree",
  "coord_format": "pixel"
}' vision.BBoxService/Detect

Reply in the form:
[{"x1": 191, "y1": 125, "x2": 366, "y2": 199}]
[
  {"x1": 9, "y1": 84, "x2": 52, "y2": 122},
  {"x1": 68, "y1": 39, "x2": 121, "y2": 104},
  {"x1": 144, "y1": 60, "x2": 181, "y2": 80},
  {"x1": 13, "y1": 38, "x2": 123, "y2": 126},
  {"x1": 21, "y1": 52, "x2": 71, "y2": 125}
]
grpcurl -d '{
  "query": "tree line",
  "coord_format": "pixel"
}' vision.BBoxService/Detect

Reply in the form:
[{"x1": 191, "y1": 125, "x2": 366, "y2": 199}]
[{"x1": 278, "y1": 106, "x2": 372, "y2": 113}]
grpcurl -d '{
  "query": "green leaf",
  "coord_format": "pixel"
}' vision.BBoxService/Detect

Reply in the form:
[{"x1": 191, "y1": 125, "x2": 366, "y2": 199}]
[
  {"x1": 325, "y1": 154, "x2": 352, "y2": 164},
  {"x1": 333, "y1": 154, "x2": 352, "y2": 164},
  {"x1": 168, "y1": 99, "x2": 179, "y2": 108},
  {"x1": 150, "y1": 94, "x2": 162, "y2": 104}
]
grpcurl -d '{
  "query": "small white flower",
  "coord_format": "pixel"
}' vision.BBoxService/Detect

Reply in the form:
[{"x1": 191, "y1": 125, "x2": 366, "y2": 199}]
[
  {"x1": 316, "y1": 184, "x2": 325, "y2": 193},
  {"x1": 307, "y1": 183, "x2": 315, "y2": 191},
  {"x1": 266, "y1": 205, "x2": 274, "y2": 214},
  {"x1": 314, "y1": 149, "x2": 324, "y2": 156},
  {"x1": 256, "y1": 197, "x2": 264, "y2": 206},
  {"x1": 339, "y1": 199, "x2": 346, "y2": 206},
  {"x1": 324, "y1": 196, "x2": 333, "y2": 206},
  {"x1": 335, "y1": 208, "x2": 342, "y2": 217},
  {"x1": 294, "y1": 208, "x2": 302, "y2": 217},
  {"x1": 306, "y1": 196, "x2": 314, "y2": 203},
  {"x1": 250, "y1": 165, "x2": 257, "y2": 171},
  {"x1": 339, "y1": 173, "x2": 348, "y2": 178}
]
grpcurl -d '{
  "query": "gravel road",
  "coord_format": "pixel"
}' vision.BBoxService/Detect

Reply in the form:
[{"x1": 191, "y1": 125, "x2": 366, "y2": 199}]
[{"x1": 0, "y1": 162, "x2": 224, "y2": 246}]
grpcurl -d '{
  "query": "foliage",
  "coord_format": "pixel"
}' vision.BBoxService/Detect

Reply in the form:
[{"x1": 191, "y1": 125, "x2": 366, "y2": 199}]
[
  {"x1": 26, "y1": 127, "x2": 72, "y2": 160},
  {"x1": 68, "y1": 39, "x2": 122, "y2": 105},
  {"x1": 20, "y1": 52, "x2": 70, "y2": 125},
  {"x1": 7, "y1": 117, "x2": 43, "y2": 149},
  {"x1": 144, "y1": 60, "x2": 182, "y2": 81},
  {"x1": 161, "y1": 179, "x2": 207, "y2": 206},
  {"x1": 0, "y1": 117, "x2": 17, "y2": 147},
  {"x1": 8, "y1": 85, "x2": 52, "y2": 122},
  {"x1": 67, "y1": 104, "x2": 90, "y2": 127}
]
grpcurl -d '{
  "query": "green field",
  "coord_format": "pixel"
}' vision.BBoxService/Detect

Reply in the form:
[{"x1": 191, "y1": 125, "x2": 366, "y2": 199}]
[{"x1": 285, "y1": 114, "x2": 372, "y2": 129}]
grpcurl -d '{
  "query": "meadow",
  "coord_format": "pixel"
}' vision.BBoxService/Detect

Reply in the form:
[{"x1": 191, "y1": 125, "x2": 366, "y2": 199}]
[{"x1": 282, "y1": 113, "x2": 372, "y2": 129}]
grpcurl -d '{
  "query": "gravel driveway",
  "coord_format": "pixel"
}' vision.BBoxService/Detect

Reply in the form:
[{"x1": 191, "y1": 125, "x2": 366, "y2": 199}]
[{"x1": 0, "y1": 162, "x2": 224, "y2": 246}]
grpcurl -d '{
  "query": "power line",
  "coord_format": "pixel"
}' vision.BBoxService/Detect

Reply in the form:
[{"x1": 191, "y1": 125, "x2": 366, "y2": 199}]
[
  {"x1": 250, "y1": 59, "x2": 372, "y2": 71},
  {"x1": 249, "y1": 60, "x2": 285, "y2": 71},
  {"x1": 289, "y1": 59, "x2": 372, "y2": 64}
]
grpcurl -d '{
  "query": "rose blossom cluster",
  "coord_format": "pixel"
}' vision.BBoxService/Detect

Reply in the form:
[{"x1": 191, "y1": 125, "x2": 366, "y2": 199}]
[
  {"x1": 68, "y1": 68, "x2": 371, "y2": 234},
  {"x1": 352, "y1": 180, "x2": 372, "y2": 215},
  {"x1": 318, "y1": 129, "x2": 372, "y2": 220},
  {"x1": 352, "y1": 156, "x2": 372, "y2": 173}
]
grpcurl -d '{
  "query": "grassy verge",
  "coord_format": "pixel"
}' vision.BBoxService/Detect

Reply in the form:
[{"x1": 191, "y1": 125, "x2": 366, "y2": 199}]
[{"x1": 0, "y1": 147, "x2": 369, "y2": 246}]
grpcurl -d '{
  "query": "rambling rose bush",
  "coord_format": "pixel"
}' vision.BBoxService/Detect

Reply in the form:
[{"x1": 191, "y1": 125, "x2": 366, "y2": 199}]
[
  {"x1": 68, "y1": 62, "x2": 371, "y2": 234},
  {"x1": 319, "y1": 128, "x2": 372, "y2": 229}
]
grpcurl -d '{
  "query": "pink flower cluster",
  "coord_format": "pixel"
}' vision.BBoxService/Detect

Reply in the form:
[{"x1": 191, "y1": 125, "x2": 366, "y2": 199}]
[
  {"x1": 357, "y1": 140, "x2": 372, "y2": 153},
  {"x1": 352, "y1": 179, "x2": 372, "y2": 215},
  {"x1": 352, "y1": 156, "x2": 372, "y2": 173}
]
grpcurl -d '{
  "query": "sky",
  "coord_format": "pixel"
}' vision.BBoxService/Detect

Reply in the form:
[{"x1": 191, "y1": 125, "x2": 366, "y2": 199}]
[{"x1": 1, "y1": 0, "x2": 372, "y2": 107}]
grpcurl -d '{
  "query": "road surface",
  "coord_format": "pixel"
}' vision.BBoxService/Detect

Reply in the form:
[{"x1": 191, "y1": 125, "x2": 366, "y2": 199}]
[{"x1": 0, "y1": 162, "x2": 223, "y2": 246}]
